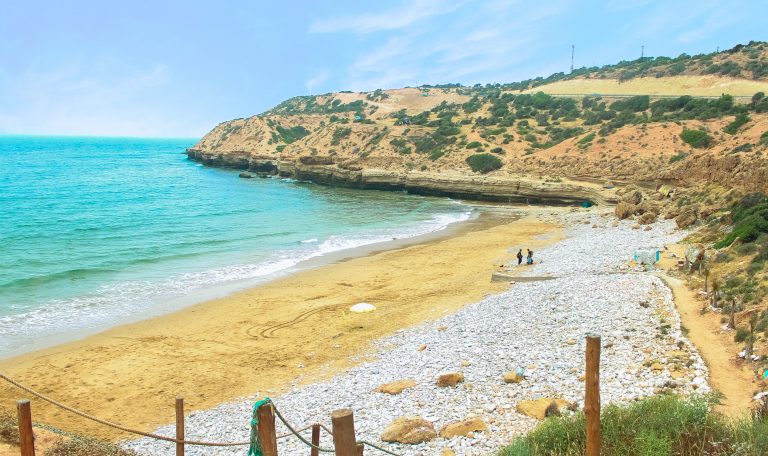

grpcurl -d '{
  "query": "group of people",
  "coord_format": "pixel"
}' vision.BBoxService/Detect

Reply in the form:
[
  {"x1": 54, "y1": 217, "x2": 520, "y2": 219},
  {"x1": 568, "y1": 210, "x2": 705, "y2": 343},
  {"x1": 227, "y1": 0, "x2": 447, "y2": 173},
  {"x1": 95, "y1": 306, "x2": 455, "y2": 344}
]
[{"x1": 516, "y1": 248, "x2": 534, "y2": 266}]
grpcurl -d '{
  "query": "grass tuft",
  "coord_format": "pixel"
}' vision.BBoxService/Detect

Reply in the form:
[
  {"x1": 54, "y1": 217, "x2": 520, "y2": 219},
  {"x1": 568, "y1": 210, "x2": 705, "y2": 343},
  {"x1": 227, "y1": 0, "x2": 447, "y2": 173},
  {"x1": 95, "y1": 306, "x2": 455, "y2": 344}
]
[{"x1": 498, "y1": 394, "x2": 768, "y2": 456}]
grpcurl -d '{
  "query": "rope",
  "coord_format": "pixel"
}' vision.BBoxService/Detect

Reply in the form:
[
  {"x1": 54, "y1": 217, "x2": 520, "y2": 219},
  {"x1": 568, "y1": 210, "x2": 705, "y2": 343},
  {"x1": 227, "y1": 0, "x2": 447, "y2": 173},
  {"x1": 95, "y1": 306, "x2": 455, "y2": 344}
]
[
  {"x1": 357, "y1": 440, "x2": 402, "y2": 455},
  {"x1": 2, "y1": 373, "x2": 273, "y2": 447},
  {"x1": 1, "y1": 372, "x2": 401, "y2": 454},
  {"x1": 272, "y1": 405, "x2": 335, "y2": 453}
]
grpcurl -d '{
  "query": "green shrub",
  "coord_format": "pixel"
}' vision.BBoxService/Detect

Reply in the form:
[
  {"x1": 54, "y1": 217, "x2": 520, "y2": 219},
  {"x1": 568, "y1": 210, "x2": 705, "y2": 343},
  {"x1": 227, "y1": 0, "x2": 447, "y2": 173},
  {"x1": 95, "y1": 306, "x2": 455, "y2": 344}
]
[
  {"x1": 669, "y1": 152, "x2": 687, "y2": 163},
  {"x1": 331, "y1": 127, "x2": 352, "y2": 145},
  {"x1": 680, "y1": 129, "x2": 712, "y2": 148},
  {"x1": 715, "y1": 193, "x2": 768, "y2": 248},
  {"x1": 577, "y1": 132, "x2": 595, "y2": 145},
  {"x1": 734, "y1": 327, "x2": 750, "y2": 342},
  {"x1": 491, "y1": 147, "x2": 505, "y2": 154},
  {"x1": 466, "y1": 153, "x2": 503, "y2": 173},
  {"x1": 760, "y1": 131, "x2": 768, "y2": 146},
  {"x1": 466, "y1": 141, "x2": 482, "y2": 149},
  {"x1": 724, "y1": 113, "x2": 751, "y2": 134},
  {"x1": 498, "y1": 394, "x2": 768, "y2": 456},
  {"x1": 275, "y1": 125, "x2": 310, "y2": 143}
]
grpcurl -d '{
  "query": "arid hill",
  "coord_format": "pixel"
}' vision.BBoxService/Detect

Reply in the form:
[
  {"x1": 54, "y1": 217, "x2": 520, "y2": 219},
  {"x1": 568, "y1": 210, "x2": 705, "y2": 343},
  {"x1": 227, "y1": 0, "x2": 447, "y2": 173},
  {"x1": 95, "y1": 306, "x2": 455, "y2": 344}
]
[{"x1": 189, "y1": 41, "x2": 768, "y2": 205}]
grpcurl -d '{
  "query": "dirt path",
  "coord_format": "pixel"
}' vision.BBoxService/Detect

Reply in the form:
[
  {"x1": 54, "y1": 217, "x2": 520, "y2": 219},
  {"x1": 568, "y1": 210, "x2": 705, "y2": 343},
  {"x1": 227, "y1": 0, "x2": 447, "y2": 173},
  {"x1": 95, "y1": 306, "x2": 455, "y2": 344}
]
[{"x1": 659, "y1": 274, "x2": 756, "y2": 417}]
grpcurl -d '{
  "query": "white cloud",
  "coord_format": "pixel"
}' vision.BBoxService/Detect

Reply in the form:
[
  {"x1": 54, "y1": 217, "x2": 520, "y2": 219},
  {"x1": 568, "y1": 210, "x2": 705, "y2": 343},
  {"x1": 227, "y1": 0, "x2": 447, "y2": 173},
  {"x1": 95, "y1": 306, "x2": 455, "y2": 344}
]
[
  {"x1": 309, "y1": 0, "x2": 463, "y2": 34},
  {"x1": 305, "y1": 69, "x2": 330, "y2": 92}
]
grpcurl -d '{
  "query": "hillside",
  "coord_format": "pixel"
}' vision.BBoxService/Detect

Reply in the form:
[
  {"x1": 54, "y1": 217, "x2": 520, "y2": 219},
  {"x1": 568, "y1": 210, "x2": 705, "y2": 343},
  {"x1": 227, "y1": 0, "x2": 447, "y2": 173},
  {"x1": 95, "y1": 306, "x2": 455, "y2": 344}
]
[{"x1": 189, "y1": 41, "x2": 768, "y2": 206}]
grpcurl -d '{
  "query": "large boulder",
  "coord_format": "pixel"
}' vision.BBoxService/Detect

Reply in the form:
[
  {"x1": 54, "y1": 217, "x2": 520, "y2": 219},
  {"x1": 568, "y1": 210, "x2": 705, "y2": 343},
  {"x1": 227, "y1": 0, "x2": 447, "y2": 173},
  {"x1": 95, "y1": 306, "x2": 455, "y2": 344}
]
[
  {"x1": 437, "y1": 372, "x2": 464, "y2": 387},
  {"x1": 381, "y1": 417, "x2": 436, "y2": 444},
  {"x1": 516, "y1": 398, "x2": 570, "y2": 419},
  {"x1": 621, "y1": 189, "x2": 644, "y2": 205},
  {"x1": 615, "y1": 202, "x2": 637, "y2": 220},
  {"x1": 375, "y1": 379, "x2": 416, "y2": 395},
  {"x1": 675, "y1": 207, "x2": 698, "y2": 228},
  {"x1": 503, "y1": 371, "x2": 524, "y2": 384},
  {"x1": 638, "y1": 212, "x2": 657, "y2": 225},
  {"x1": 439, "y1": 417, "x2": 488, "y2": 438}
]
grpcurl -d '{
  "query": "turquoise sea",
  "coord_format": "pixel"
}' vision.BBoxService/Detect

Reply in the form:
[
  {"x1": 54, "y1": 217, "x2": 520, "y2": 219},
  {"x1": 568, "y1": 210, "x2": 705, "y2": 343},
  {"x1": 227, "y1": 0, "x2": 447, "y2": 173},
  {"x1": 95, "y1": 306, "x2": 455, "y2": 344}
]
[{"x1": 0, "y1": 136, "x2": 472, "y2": 356}]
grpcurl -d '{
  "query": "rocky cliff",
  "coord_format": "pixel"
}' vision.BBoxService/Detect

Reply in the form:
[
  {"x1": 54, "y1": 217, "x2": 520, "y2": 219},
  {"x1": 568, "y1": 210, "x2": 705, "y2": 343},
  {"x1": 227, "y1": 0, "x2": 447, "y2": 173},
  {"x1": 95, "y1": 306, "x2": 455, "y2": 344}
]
[{"x1": 189, "y1": 42, "x2": 768, "y2": 205}]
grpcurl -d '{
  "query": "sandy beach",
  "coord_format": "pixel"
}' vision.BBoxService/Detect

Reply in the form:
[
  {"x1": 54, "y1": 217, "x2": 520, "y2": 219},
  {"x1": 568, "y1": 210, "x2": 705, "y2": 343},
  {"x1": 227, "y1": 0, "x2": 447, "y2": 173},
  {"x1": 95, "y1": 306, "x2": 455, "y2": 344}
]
[{"x1": 0, "y1": 208, "x2": 561, "y2": 442}]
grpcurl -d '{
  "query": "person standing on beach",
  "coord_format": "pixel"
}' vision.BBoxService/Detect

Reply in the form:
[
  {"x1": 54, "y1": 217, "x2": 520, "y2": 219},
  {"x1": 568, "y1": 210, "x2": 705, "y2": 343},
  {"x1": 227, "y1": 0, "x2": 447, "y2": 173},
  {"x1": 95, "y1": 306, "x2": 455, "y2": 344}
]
[
  {"x1": 526, "y1": 249, "x2": 533, "y2": 265},
  {"x1": 517, "y1": 249, "x2": 523, "y2": 265}
]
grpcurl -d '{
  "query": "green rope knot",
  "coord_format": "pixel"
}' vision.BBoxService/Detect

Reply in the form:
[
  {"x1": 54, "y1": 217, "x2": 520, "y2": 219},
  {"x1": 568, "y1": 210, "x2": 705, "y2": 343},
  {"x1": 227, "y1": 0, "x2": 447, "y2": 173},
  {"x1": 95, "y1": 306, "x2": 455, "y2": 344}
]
[{"x1": 248, "y1": 398, "x2": 271, "y2": 456}]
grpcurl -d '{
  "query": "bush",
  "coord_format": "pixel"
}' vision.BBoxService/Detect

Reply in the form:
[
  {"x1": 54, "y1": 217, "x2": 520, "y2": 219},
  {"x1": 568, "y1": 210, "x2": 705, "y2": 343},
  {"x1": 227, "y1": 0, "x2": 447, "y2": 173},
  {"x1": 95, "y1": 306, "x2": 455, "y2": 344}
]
[
  {"x1": 498, "y1": 394, "x2": 768, "y2": 456},
  {"x1": 466, "y1": 153, "x2": 503, "y2": 173},
  {"x1": 669, "y1": 152, "x2": 687, "y2": 163},
  {"x1": 491, "y1": 147, "x2": 505, "y2": 154},
  {"x1": 715, "y1": 193, "x2": 768, "y2": 248},
  {"x1": 724, "y1": 113, "x2": 751, "y2": 134},
  {"x1": 466, "y1": 141, "x2": 482, "y2": 149},
  {"x1": 734, "y1": 327, "x2": 750, "y2": 342},
  {"x1": 680, "y1": 129, "x2": 712, "y2": 148},
  {"x1": 331, "y1": 127, "x2": 352, "y2": 145}
]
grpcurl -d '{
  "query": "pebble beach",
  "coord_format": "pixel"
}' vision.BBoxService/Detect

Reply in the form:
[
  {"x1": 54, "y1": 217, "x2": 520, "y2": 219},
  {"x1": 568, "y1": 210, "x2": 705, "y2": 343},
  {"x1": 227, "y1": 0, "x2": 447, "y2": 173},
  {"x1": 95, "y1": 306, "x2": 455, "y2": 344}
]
[{"x1": 124, "y1": 210, "x2": 709, "y2": 455}]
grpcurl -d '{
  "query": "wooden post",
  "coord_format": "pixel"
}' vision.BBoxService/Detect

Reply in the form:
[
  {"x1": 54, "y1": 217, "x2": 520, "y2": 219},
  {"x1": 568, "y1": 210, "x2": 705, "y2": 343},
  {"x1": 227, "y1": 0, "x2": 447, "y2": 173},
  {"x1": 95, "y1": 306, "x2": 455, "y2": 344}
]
[
  {"x1": 257, "y1": 403, "x2": 278, "y2": 456},
  {"x1": 585, "y1": 335, "x2": 601, "y2": 456},
  {"x1": 357, "y1": 443, "x2": 364, "y2": 455},
  {"x1": 310, "y1": 424, "x2": 320, "y2": 456},
  {"x1": 175, "y1": 397, "x2": 184, "y2": 456},
  {"x1": 17, "y1": 400, "x2": 35, "y2": 456},
  {"x1": 331, "y1": 409, "x2": 357, "y2": 456}
]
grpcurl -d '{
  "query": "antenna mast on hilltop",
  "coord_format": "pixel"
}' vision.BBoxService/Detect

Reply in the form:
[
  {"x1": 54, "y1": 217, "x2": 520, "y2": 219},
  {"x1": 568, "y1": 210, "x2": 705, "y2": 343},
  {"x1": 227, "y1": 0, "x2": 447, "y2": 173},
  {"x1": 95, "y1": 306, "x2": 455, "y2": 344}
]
[
  {"x1": 571, "y1": 44, "x2": 575, "y2": 73},
  {"x1": 641, "y1": 45, "x2": 644, "y2": 59}
]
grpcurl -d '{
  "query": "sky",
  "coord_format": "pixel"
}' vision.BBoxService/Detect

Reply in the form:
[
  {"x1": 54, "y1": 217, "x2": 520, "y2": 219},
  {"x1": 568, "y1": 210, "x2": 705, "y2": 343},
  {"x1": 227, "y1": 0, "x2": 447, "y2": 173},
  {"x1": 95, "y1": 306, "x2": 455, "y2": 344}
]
[{"x1": 0, "y1": 0, "x2": 764, "y2": 138}]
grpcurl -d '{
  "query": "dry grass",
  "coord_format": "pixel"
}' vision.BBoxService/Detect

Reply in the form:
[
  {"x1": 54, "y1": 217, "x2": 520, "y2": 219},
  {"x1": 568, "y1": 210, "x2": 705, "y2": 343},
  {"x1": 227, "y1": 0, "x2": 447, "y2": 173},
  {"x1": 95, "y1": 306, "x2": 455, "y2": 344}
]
[{"x1": 524, "y1": 75, "x2": 768, "y2": 97}]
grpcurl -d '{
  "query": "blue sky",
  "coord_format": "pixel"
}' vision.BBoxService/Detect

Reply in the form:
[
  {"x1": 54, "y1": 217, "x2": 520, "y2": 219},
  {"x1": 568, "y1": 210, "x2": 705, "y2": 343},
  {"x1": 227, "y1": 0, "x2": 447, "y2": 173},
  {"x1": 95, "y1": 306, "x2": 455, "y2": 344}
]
[{"x1": 0, "y1": 0, "x2": 764, "y2": 138}]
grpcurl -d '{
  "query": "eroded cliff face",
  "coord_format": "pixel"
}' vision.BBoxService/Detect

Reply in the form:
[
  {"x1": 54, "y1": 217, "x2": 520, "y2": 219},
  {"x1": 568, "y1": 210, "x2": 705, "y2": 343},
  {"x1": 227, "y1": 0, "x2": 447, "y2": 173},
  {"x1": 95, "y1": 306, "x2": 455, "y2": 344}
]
[{"x1": 186, "y1": 148, "x2": 615, "y2": 205}]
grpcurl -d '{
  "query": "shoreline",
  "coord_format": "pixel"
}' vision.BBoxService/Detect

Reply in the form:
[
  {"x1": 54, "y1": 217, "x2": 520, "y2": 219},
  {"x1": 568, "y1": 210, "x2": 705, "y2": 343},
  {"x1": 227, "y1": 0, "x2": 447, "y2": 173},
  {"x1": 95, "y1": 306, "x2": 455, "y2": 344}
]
[
  {"x1": 0, "y1": 206, "x2": 563, "y2": 441},
  {"x1": 0, "y1": 202, "x2": 485, "y2": 360}
]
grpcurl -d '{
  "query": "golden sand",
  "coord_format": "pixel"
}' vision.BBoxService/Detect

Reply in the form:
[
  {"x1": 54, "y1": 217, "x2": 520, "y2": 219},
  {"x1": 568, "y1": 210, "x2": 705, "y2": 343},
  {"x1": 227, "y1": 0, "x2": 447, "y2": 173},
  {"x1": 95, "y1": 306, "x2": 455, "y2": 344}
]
[{"x1": 0, "y1": 211, "x2": 561, "y2": 441}]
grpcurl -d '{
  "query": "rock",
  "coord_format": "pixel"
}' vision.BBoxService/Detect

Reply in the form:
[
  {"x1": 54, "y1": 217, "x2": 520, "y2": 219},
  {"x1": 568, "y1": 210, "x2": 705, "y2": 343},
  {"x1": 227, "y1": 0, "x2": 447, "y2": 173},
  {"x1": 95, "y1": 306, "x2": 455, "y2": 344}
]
[
  {"x1": 516, "y1": 398, "x2": 570, "y2": 419},
  {"x1": 439, "y1": 417, "x2": 488, "y2": 438},
  {"x1": 566, "y1": 338, "x2": 577, "y2": 345},
  {"x1": 441, "y1": 449, "x2": 456, "y2": 456},
  {"x1": 503, "y1": 371, "x2": 524, "y2": 383},
  {"x1": 375, "y1": 379, "x2": 416, "y2": 395},
  {"x1": 621, "y1": 190, "x2": 643, "y2": 205},
  {"x1": 381, "y1": 417, "x2": 436, "y2": 444},
  {"x1": 651, "y1": 363, "x2": 664, "y2": 371},
  {"x1": 417, "y1": 344, "x2": 427, "y2": 352},
  {"x1": 637, "y1": 212, "x2": 657, "y2": 225},
  {"x1": 437, "y1": 372, "x2": 464, "y2": 387},
  {"x1": 670, "y1": 370, "x2": 685, "y2": 379},
  {"x1": 615, "y1": 202, "x2": 637, "y2": 220},
  {"x1": 437, "y1": 326, "x2": 448, "y2": 331},
  {"x1": 238, "y1": 172, "x2": 253, "y2": 178},
  {"x1": 460, "y1": 360, "x2": 472, "y2": 367},
  {"x1": 675, "y1": 207, "x2": 698, "y2": 228}
]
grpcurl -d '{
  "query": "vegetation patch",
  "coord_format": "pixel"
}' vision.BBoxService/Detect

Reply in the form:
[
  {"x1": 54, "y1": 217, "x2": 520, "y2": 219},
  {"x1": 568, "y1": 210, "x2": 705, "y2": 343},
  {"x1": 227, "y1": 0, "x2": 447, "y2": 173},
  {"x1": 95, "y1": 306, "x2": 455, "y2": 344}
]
[
  {"x1": 330, "y1": 127, "x2": 352, "y2": 145},
  {"x1": 498, "y1": 394, "x2": 768, "y2": 456},
  {"x1": 275, "y1": 125, "x2": 310, "y2": 144},
  {"x1": 724, "y1": 113, "x2": 751, "y2": 135},
  {"x1": 715, "y1": 193, "x2": 768, "y2": 248},
  {"x1": 466, "y1": 153, "x2": 502, "y2": 173},
  {"x1": 680, "y1": 129, "x2": 712, "y2": 148}
]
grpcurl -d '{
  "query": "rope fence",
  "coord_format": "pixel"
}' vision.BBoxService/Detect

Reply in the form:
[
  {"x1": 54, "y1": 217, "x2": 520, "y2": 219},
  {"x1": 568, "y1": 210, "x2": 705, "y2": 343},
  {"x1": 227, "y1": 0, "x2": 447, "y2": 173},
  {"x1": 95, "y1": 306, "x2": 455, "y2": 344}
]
[{"x1": 1, "y1": 372, "x2": 402, "y2": 455}]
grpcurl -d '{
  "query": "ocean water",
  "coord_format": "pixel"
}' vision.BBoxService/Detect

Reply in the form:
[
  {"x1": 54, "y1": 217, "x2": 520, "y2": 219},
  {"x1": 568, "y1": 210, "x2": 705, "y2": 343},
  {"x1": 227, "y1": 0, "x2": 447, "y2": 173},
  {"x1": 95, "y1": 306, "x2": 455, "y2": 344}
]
[{"x1": 0, "y1": 136, "x2": 472, "y2": 356}]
